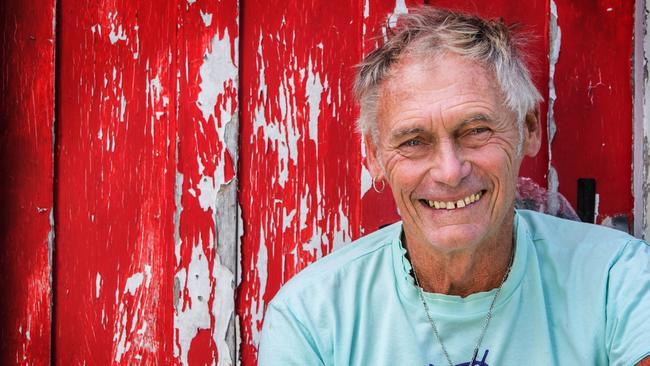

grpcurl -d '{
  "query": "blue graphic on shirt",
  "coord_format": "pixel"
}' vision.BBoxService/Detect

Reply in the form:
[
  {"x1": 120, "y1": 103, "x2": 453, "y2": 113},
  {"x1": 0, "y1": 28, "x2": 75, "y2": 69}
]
[{"x1": 429, "y1": 349, "x2": 489, "y2": 366}]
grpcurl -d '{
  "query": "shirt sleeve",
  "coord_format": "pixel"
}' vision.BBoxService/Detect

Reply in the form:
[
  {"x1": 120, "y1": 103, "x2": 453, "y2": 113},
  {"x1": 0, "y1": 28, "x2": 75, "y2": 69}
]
[
  {"x1": 258, "y1": 300, "x2": 326, "y2": 366},
  {"x1": 605, "y1": 239, "x2": 650, "y2": 366}
]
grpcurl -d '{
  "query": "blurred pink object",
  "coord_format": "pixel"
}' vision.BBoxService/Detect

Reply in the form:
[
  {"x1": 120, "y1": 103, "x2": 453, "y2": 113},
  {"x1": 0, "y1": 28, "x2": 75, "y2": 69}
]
[{"x1": 516, "y1": 177, "x2": 580, "y2": 221}]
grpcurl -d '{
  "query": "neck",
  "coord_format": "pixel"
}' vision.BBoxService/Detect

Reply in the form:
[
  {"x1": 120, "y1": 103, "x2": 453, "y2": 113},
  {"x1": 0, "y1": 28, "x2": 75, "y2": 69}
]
[{"x1": 406, "y1": 221, "x2": 515, "y2": 297}]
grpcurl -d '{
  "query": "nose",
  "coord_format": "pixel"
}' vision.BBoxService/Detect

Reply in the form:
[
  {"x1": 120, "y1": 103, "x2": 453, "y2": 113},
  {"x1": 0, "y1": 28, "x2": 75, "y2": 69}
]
[{"x1": 429, "y1": 140, "x2": 471, "y2": 187}]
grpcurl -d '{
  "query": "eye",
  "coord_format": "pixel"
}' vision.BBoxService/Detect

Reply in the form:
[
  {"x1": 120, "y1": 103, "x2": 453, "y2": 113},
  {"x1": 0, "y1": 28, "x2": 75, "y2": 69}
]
[
  {"x1": 401, "y1": 139, "x2": 422, "y2": 147},
  {"x1": 467, "y1": 127, "x2": 490, "y2": 135},
  {"x1": 460, "y1": 126, "x2": 493, "y2": 147}
]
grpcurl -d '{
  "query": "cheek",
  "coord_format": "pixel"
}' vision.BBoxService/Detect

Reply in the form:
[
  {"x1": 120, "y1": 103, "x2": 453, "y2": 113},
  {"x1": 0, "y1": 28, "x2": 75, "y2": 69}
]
[
  {"x1": 382, "y1": 155, "x2": 427, "y2": 191},
  {"x1": 468, "y1": 145, "x2": 521, "y2": 182}
]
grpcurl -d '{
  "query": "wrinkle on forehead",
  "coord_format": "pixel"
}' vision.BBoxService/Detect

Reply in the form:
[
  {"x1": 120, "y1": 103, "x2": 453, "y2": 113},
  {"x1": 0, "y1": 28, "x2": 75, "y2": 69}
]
[{"x1": 376, "y1": 53, "x2": 511, "y2": 136}]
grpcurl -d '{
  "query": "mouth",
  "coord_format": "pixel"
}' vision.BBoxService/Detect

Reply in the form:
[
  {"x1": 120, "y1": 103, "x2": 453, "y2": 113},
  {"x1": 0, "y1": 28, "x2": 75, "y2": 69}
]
[{"x1": 419, "y1": 190, "x2": 486, "y2": 210}]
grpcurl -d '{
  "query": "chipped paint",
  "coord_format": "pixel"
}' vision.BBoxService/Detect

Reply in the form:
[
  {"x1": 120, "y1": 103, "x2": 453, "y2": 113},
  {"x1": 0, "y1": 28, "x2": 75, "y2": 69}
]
[
  {"x1": 552, "y1": 0, "x2": 635, "y2": 225},
  {"x1": 174, "y1": 1, "x2": 239, "y2": 364},
  {"x1": 56, "y1": 0, "x2": 178, "y2": 363},
  {"x1": 547, "y1": 0, "x2": 561, "y2": 213},
  {"x1": 0, "y1": 0, "x2": 54, "y2": 363},
  {"x1": 238, "y1": 2, "x2": 368, "y2": 363}
]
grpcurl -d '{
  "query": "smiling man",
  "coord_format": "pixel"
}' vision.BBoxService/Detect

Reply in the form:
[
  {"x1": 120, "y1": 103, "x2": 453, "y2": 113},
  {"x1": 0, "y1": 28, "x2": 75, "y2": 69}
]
[{"x1": 258, "y1": 7, "x2": 650, "y2": 365}]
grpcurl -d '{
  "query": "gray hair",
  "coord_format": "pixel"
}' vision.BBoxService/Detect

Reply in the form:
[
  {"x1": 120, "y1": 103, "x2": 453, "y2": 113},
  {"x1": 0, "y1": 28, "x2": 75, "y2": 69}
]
[{"x1": 354, "y1": 6, "x2": 542, "y2": 153}]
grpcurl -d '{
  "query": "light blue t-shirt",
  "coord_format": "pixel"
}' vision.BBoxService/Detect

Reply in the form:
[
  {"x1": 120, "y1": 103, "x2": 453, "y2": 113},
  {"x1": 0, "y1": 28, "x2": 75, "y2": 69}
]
[{"x1": 259, "y1": 210, "x2": 650, "y2": 365}]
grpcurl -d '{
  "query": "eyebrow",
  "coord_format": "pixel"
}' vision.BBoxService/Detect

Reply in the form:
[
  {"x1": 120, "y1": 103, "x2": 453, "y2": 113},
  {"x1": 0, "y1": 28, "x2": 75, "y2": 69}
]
[
  {"x1": 460, "y1": 113, "x2": 493, "y2": 126},
  {"x1": 389, "y1": 127, "x2": 427, "y2": 141}
]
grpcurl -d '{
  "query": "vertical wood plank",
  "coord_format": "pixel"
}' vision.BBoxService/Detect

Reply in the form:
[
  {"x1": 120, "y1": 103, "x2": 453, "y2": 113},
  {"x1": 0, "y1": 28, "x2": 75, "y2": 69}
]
[
  {"x1": 238, "y1": 1, "x2": 364, "y2": 363},
  {"x1": 0, "y1": 0, "x2": 55, "y2": 364},
  {"x1": 552, "y1": 0, "x2": 634, "y2": 226},
  {"x1": 55, "y1": 1, "x2": 177, "y2": 364},
  {"x1": 173, "y1": 0, "x2": 239, "y2": 365}
]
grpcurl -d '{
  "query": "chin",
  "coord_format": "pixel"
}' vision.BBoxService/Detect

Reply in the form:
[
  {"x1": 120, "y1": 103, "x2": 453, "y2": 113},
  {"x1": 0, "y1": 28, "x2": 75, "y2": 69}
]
[{"x1": 422, "y1": 226, "x2": 485, "y2": 253}]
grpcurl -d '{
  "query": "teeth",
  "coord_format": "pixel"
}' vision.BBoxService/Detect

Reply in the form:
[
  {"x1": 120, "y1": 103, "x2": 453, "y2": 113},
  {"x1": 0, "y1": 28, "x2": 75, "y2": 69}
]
[{"x1": 425, "y1": 191, "x2": 483, "y2": 210}]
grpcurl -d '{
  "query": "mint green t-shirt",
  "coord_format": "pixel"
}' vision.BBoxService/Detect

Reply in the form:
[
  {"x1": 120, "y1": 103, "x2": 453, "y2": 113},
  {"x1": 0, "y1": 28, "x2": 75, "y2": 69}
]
[{"x1": 259, "y1": 210, "x2": 650, "y2": 365}]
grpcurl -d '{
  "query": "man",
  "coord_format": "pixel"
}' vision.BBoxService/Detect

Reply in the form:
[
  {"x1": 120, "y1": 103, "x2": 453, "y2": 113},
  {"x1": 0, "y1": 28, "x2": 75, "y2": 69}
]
[{"x1": 259, "y1": 6, "x2": 650, "y2": 365}]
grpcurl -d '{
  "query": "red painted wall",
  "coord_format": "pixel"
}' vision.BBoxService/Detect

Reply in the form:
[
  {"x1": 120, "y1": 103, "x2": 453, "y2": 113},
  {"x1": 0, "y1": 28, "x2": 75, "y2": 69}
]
[
  {"x1": 552, "y1": 0, "x2": 634, "y2": 226},
  {"x1": 238, "y1": 1, "x2": 364, "y2": 363},
  {"x1": 0, "y1": 0, "x2": 55, "y2": 364},
  {"x1": 55, "y1": 0, "x2": 239, "y2": 364},
  {"x1": 0, "y1": 0, "x2": 636, "y2": 364}
]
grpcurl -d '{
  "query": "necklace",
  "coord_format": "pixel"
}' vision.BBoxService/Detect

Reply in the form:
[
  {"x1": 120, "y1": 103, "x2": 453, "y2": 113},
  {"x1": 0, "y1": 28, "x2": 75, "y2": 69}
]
[{"x1": 411, "y1": 243, "x2": 515, "y2": 366}]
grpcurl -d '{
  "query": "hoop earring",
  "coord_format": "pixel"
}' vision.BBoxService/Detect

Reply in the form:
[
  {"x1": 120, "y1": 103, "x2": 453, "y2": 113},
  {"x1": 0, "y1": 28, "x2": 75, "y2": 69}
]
[{"x1": 372, "y1": 176, "x2": 386, "y2": 193}]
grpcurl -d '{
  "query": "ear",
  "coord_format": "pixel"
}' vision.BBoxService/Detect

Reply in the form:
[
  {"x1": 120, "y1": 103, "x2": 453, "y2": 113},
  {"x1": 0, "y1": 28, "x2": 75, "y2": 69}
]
[
  {"x1": 364, "y1": 134, "x2": 384, "y2": 179},
  {"x1": 522, "y1": 107, "x2": 541, "y2": 157}
]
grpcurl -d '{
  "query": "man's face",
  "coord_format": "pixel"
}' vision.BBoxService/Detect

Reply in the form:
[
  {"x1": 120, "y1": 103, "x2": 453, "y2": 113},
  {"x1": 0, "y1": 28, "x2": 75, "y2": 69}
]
[{"x1": 366, "y1": 53, "x2": 540, "y2": 253}]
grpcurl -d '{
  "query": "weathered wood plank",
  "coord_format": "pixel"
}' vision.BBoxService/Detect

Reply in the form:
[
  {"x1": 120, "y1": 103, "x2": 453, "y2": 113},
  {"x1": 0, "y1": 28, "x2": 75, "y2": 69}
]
[
  {"x1": 0, "y1": 0, "x2": 55, "y2": 364},
  {"x1": 552, "y1": 0, "x2": 634, "y2": 227},
  {"x1": 55, "y1": 1, "x2": 177, "y2": 363},
  {"x1": 173, "y1": 0, "x2": 239, "y2": 364},
  {"x1": 238, "y1": 1, "x2": 364, "y2": 363}
]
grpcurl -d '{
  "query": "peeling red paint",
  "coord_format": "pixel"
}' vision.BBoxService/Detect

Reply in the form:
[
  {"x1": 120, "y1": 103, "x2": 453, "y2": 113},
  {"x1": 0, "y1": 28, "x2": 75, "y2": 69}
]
[
  {"x1": 174, "y1": 0, "x2": 239, "y2": 365},
  {"x1": 1, "y1": 0, "x2": 637, "y2": 365},
  {"x1": 552, "y1": 0, "x2": 634, "y2": 227},
  {"x1": 56, "y1": 1, "x2": 177, "y2": 364},
  {"x1": 238, "y1": 2, "x2": 365, "y2": 363},
  {"x1": 0, "y1": 0, "x2": 55, "y2": 364}
]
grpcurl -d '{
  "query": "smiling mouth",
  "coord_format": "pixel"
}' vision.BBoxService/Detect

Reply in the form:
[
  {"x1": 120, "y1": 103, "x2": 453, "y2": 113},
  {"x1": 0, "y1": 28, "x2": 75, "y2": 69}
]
[{"x1": 420, "y1": 190, "x2": 485, "y2": 210}]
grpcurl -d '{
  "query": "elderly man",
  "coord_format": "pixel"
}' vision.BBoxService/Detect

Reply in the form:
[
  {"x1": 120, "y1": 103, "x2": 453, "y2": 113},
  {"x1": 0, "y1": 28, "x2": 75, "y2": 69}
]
[{"x1": 259, "y1": 7, "x2": 650, "y2": 365}]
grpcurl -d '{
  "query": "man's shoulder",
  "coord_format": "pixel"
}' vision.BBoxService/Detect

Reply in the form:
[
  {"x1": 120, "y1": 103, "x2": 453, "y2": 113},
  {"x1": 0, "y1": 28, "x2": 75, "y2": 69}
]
[
  {"x1": 270, "y1": 221, "x2": 402, "y2": 306},
  {"x1": 518, "y1": 209, "x2": 645, "y2": 259}
]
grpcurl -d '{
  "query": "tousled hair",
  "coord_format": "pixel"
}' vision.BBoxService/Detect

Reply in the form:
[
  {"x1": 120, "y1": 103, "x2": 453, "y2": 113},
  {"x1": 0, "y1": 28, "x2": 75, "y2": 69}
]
[{"x1": 354, "y1": 6, "x2": 542, "y2": 154}]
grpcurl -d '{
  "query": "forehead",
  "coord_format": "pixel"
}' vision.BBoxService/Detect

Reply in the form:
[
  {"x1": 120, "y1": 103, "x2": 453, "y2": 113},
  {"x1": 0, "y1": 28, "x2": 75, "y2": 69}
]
[{"x1": 377, "y1": 53, "x2": 507, "y2": 129}]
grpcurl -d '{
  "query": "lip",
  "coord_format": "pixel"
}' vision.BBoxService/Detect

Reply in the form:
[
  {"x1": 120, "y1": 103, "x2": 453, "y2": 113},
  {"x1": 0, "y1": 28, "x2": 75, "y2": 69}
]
[{"x1": 418, "y1": 189, "x2": 487, "y2": 210}]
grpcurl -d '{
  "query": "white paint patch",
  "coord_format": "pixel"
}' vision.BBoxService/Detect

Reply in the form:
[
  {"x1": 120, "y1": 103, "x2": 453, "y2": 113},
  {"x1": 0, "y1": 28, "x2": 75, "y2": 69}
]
[
  {"x1": 91, "y1": 24, "x2": 102, "y2": 36},
  {"x1": 331, "y1": 204, "x2": 352, "y2": 252},
  {"x1": 120, "y1": 93, "x2": 127, "y2": 122},
  {"x1": 387, "y1": 0, "x2": 408, "y2": 28},
  {"x1": 360, "y1": 137, "x2": 372, "y2": 196},
  {"x1": 197, "y1": 175, "x2": 218, "y2": 212},
  {"x1": 305, "y1": 58, "x2": 324, "y2": 142},
  {"x1": 299, "y1": 185, "x2": 310, "y2": 230},
  {"x1": 211, "y1": 250, "x2": 236, "y2": 365},
  {"x1": 112, "y1": 265, "x2": 157, "y2": 363},
  {"x1": 108, "y1": 12, "x2": 128, "y2": 44},
  {"x1": 96, "y1": 273, "x2": 102, "y2": 299},
  {"x1": 144, "y1": 265, "x2": 152, "y2": 288},
  {"x1": 173, "y1": 239, "x2": 212, "y2": 366},
  {"x1": 124, "y1": 272, "x2": 144, "y2": 296},
  {"x1": 197, "y1": 29, "x2": 237, "y2": 132},
  {"x1": 283, "y1": 208, "x2": 297, "y2": 230},
  {"x1": 200, "y1": 10, "x2": 213, "y2": 27}
]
